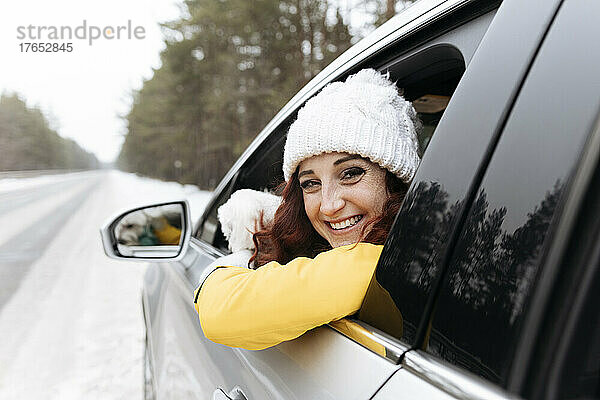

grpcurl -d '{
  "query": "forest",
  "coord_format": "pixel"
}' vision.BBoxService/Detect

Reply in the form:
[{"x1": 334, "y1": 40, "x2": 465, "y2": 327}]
[
  {"x1": 117, "y1": 0, "x2": 414, "y2": 189},
  {"x1": 0, "y1": 94, "x2": 99, "y2": 171}
]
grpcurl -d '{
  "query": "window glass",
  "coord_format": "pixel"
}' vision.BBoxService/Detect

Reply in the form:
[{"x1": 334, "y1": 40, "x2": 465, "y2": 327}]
[
  {"x1": 196, "y1": 172, "x2": 237, "y2": 249},
  {"x1": 426, "y1": 0, "x2": 600, "y2": 384},
  {"x1": 539, "y1": 160, "x2": 600, "y2": 400},
  {"x1": 358, "y1": 8, "x2": 500, "y2": 346},
  {"x1": 358, "y1": 46, "x2": 466, "y2": 344}
]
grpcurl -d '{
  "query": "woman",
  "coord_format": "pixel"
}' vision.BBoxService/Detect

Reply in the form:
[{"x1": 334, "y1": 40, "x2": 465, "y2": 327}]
[{"x1": 194, "y1": 69, "x2": 420, "y2": 350}]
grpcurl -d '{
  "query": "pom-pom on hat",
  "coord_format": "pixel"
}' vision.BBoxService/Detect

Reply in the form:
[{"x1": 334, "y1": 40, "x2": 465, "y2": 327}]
[{"x1": 282, "y1": 68, "x2": 421, "y2": 183}]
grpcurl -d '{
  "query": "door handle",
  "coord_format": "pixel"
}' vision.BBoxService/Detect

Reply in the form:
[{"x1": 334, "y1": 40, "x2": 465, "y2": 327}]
[{"x1": 212, "y1": 387, "x2": 248, "y2": 400}]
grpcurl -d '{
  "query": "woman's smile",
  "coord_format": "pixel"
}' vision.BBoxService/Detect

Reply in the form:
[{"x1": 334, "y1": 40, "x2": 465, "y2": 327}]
[
  {"x1": 298, "y1": 152, "x2": 388, "y2": 248},
  {"x1": 326, "y1": 214, "x2": 363, "y2": 231}
]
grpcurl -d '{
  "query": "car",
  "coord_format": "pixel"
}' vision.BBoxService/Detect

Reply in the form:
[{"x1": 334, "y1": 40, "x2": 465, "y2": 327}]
[{"x1": 101, "y1": 0, "x2": 600, "y2": 398}]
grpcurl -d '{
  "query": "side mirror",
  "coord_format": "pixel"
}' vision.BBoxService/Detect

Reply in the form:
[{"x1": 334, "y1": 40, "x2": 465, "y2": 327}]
[{"x1": 100, "y1": 200, "x2": 192, "y2": 261}]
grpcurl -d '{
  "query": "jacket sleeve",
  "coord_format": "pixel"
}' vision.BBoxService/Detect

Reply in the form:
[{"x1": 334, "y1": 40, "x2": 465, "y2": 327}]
[
  {"x1": 193, "y1": 242, "x2": 383, "y2": 350},
  {"x1": 153, "y1": 223, "x2": 182, "y2": 245}
]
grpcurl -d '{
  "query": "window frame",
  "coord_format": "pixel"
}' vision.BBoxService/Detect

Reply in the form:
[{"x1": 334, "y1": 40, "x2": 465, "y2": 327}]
[
  {"x1": 190, "y1": 1, "x2": 503, "y2": 364},
  {"x1": 191, "y1": 0, "x2": 500, "y2": 251}
]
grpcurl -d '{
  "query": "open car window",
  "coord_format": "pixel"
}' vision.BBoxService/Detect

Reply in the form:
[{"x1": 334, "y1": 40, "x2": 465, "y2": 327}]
[
  {"x1": 194, "y1": 9, "x2": 495, "y2": 257},
  {"x1": 194, "y1": 45, "x2": 464, "y2": 254}
]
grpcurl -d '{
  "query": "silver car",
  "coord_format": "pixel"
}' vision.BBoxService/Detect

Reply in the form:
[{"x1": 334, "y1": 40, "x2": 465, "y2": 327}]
[{"x1": 102, "y1": 0, "x2": 600, "y2": 398}]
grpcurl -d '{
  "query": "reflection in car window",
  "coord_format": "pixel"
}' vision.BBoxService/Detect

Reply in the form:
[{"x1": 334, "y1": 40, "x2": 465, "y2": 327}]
[
  {"x1": 358, "y1": 44, "x2": 467, "y2": 344},
  {"x1": 426, "y1": 11, "x2": 600, "y2": 382},
  {"x1": 428, "y1": 182, "x2": 564, "y2": 383}
]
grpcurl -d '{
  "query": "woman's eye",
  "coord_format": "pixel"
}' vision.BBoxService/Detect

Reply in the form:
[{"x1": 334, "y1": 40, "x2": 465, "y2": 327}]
[
  {"x1": 300, "y1": 180, "x2": 320, "y2": 192},
  {"x1": 341, "y1": 167, "x2": 365, "y2": 182}
]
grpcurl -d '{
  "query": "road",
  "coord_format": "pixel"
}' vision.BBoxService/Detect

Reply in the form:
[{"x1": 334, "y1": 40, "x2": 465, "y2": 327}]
[{"x1": 0, "y1": 170, "x2": 210, "y2": 400}]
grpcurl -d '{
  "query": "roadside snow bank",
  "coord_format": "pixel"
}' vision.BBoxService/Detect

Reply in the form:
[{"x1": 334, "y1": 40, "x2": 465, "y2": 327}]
[
  {"x1": 0, "y1": 170, "x2": 212, "y2": 399},
  {"x1": 0, "y1": 170, "x2": 103, "y2": 194}
]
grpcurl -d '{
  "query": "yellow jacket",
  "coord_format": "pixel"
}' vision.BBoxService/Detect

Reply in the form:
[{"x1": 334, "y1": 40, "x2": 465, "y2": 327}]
[
  {"x1": 194, "y1": 243, "x2": 383, "y2": 350},
  {"x1": 153, "y1": 217, "x2": 182, "y2": 245}
]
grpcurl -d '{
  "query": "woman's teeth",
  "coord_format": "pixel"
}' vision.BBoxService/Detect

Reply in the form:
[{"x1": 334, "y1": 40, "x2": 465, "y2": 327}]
[{"x1": 329, "y1": 215, "x2": 363, "y2": 230}]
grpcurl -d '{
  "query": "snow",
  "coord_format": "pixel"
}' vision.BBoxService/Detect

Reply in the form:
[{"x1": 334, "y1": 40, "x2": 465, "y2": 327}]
[
  {"x1": 0, "y1": 170, "x2": 212, "y2": 399},
  {"x1": 0, "y1": 171, "x2": 97, "y2": 193},
  {"x1": 0, "y1": 180, "x2": 91, "y2": 247},
  {"x1": 0, "y1": 171, "x2": 212, "y2": 223}
]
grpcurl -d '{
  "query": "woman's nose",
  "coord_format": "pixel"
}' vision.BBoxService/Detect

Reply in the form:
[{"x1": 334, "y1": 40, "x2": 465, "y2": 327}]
[{"x1": 319, "y1": 186, "x2": 345, "y2": 216}]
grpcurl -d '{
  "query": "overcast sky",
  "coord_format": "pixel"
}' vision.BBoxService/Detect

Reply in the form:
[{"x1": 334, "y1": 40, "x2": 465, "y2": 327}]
[{"x1": 0, "y1": 0, "x2": 183, "y2": 163}]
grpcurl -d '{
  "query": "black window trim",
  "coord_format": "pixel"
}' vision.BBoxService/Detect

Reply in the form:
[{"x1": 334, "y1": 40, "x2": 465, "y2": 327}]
[{"x1": 515, "y1": 112, "x2": 600, "y2": 398}]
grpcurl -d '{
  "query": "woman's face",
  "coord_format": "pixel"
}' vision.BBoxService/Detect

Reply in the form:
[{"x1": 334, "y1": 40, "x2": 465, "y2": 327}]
[{"x1": 298, "y1": 152, "x2": 388, "y2": 248}]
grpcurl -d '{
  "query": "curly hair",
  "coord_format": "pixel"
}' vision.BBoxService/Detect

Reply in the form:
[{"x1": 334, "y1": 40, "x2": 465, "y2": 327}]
[{"x1": 251, "y1": 169, "x2": 409, "y2": 268}]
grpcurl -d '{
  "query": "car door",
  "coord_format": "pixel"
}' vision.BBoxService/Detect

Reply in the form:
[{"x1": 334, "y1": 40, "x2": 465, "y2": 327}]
[
  {"x1": 369, "y1": 0, "x2": 600, "y2": 398},
  {"x1": 144, "y1": 1, "x2": 503, "y2": 398}
]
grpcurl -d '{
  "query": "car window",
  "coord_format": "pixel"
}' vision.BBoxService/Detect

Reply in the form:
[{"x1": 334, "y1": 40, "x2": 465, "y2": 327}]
[
  {"x1": 195, "y1": 41, "x2": 465, "y2": 253},
  {"x1": 194, "y1": 123, "x2": 288, "y2": 252},
  {"x1": 542, "y1": 140, "x2": 600, "y2": 400},
  {"x1": 196, "y1": 171, "x2": 238, "y2": 249},
  {"x1": 193, "y1": 4, "x2": 499, "y2": 255},
  {"x1": 424, "y1": 1, "x2": 600, "y2": 386},
  {"x1": 357, "y1": 8, "x2": 500, "y2": 345}
]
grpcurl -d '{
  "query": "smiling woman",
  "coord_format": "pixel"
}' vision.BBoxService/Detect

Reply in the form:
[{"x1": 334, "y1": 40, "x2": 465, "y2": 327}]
[{"x1": 193, "y1": 69, "x2": 420, "y2": 350}]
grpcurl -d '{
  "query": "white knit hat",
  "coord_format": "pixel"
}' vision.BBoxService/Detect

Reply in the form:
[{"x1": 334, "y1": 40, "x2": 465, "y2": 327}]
[{"x1": 283, "y1": 69, "x2": 421, "y2": 183}]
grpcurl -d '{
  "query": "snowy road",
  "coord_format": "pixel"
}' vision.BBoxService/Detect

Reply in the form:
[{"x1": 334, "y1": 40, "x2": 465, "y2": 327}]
[{"x1": 0, "y1": 171, "x2": 211, "y2": 399}]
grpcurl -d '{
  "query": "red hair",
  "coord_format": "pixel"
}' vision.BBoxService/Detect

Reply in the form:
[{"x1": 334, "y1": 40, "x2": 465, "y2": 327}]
[{"x1": 251, "y1": 169, "x2": 408, "y2": 268}]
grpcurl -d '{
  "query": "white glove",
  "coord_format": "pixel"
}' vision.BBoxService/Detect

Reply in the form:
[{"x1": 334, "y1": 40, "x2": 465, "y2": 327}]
[{"x1": 217, "y1": 189, "x2": 281, "y2": 252}]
